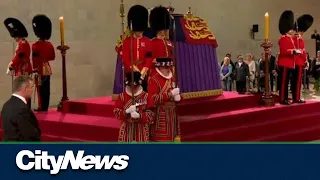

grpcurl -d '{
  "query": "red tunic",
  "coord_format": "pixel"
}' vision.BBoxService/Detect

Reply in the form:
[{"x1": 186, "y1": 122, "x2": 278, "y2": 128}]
[
  {"x1": 147, "y1": 70, "x2": 180, "y2": 142},
  {"x1": 122, "y1": 36, "x2": 153, "y2": 78},
  {"x1": 150, "y1": 38, "x2": 174, "y2": 76},
  {"x1": 278, "y1": 35, "x2": 297, "y2": 69},
  {"x1": 296, "y1": 35, "x2": 307, "y2": 67},
  {"x1": 113, "y1": 88, "x2": 155, "y2": 142},
  {"x1": 10, "y1": 39, "x2": 32, "y2": 76},
  {"x1": 32, "y1": 40, "x2": 55, "y2": 76}
]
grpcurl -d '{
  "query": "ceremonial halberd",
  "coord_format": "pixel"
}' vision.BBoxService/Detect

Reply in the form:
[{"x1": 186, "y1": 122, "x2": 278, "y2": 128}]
[{"x1": 113, "y1": 9, "x2": 222, "y2": 99}]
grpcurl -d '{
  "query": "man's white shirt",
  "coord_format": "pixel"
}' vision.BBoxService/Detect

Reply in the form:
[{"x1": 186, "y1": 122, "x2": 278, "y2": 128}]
[{"x1": 12, "y1": 94, "x2": 27, "y2": 104}]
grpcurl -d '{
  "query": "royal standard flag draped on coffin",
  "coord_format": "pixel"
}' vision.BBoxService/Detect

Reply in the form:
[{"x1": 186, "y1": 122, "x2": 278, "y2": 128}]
[
  {"x1": 114, "y1": 15, "x2": 218, "y2": 55},
  {"x1": 180, "y1": 15, "x2": 218, "y2": 48}
]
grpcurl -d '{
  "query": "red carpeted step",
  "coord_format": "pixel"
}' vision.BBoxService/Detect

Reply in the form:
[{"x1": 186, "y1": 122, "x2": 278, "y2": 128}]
[
  {"x1": 62, "y1": 96, "x2": 115, "y2": 117},
  {"x1": 62, "y1": 92, "x2": 263, "y2": 117},
  {"x1": 250, "y1": 125, "x2": 320, "y2": 141},
  {"x1": 0, "y1": 129, "x2": 93, "y2": 142},
  {"x1": 177, "y1": 92, "x2": 262, "y2": 116},
  {"x1": 1, "y1": 97, "x2": 319, "y2": 142},
  {"x1": 41, "y1": 134, "x2": 94, "y2": 142},
  {"x1": 180, "y1": 102, "x2": 320, "y2": 135},
  {"x1": 35, "y1": 111, "x2": 119, "y2": 141},
  {"x1": 182, "y1": 112, "x2": 320, "y2": 141}
]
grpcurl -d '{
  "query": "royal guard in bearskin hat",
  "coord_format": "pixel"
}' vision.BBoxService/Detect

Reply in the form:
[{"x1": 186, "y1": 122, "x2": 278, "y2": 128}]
[
  {"x1": 147, "y1": 56, "x2": 182, "y2": 141},
  {"x1": 148, "y1": 6, "x2": 181, "y2": 142},
  {"x1": 149, "y1": 6, "x2": 174, "y2": 76},
  {"x1": 291, "y1": 14, "x2": 314, "y2": 103},
  {"x1": 32, "y1": 15, "x2": 56, "y2": 111},
  {"x1": 4, "y1": 18, "x2": 32, "y2": 77},
  {"x1": 277, "y1": 10, "x2": 300, "y2": 105},
  {"x1": 122, "y1": 5, "x2": 153, "y2": 91},
  {"x1": 113, "y1": 71, "x2": 154, "y2": 142},
  {"x1": 4, "y1": 18, "x2": 33, "y2": 108}
]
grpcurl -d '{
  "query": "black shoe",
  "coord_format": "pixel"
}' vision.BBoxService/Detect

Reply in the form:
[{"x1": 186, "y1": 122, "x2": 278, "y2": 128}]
[
  {"x1": 280, "y1": 100, "x2": 291, "y2": 105},
  {"x1": 34, "y1": 108, "x2": 45, "y2": 112},
  {"x1": 293, "y1": 99, "x2": 306, "y2": 104}
]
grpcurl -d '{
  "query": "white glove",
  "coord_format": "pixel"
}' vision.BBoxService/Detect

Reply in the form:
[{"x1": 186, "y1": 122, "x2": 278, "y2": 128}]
[
  {"x1": 6, "y1": 68, "x2": 10, "y2": 75},
  {"x1": 174, "y1": 95, "x2": 181, "y2": 102},
  {"x1": 130, "y1": 111, "x2": 140, "y2": 119},
  {"x1": 171, "y1": 88, "x2": 180, "y2": 96},
  {"x1": 6, "y1": 68, "x2": 13, "y2": 76},
  {"x1": 125, "y1": 105, "x2": 136, "y2": 114},
  {"x1": 295, "y1": 49, "x2": 302, "y2": 54}
]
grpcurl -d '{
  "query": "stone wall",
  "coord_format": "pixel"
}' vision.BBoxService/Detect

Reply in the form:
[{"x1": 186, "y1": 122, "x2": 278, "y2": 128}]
[{"x1": 0, "y1": 0, "x2": 319, "y2": 107}]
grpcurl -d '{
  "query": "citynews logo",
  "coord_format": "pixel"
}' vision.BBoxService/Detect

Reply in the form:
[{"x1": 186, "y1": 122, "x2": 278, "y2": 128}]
[{"x1": 15, "y1": 150, "x2": 129, "y2": 175}]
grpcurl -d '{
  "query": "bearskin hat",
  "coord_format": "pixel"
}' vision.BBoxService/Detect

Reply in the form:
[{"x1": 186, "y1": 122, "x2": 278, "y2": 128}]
[
  {"x1": 127, "y1": 5, "x2": 149, "y2": 32},
  {"x1": 32, "y1": 15, "x2": 52, "y2": 40},
  {"x1": 149, "y1": 6, "x2": 171, "y2": 32},
  {"x1": 294, "y1": 14, "x2": 314, "y2": 33},
  {"x1": 278, "y1": 10, "x2": 294, "y2": 35},
  {"x1": 125, "y1": 72, "x2": 142, "y2": 86},
  {"x1": 155, "y1": 58, "x2": 173, "y2": 67},
  {"x1": 4, "y1": 18, "x2": 28, "y2": 38}
]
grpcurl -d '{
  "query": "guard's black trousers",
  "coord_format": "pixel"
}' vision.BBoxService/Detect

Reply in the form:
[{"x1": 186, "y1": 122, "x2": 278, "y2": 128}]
[
  {"x1": 278, "y1": 67, "x2": 293, "y2": 102},
  {"x1": 236, "y1": 81, "x2": 246, "y2": 94},
  {"x1": 291, "y1": 66, "x2": 303, "y2": 101},
  {"x1": 36, "y1": 75, "x2": 51, "y2": 111},
  {"x1": 270, "y1": 74, "x2": 275, "y2": 92}
]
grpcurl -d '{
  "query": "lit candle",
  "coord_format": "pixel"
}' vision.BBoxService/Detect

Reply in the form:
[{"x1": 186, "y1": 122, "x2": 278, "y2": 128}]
[
  {"x1": 264, "y1": 12, "x2": 269, "y2": 40},
  {"x1": 59, "y1": 17, "x2": 65, "y2": 45}
]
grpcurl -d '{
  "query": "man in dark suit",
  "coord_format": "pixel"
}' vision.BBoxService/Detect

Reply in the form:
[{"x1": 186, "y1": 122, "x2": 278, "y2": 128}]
[
  {"x1": 235, "y1": 55, "x2": 249, "y2": 94},
  {"x1": 267, "y1": 48, "x2": 277, "y2": 91},
  {"x1": 1, "y1": 75, "x2": 41, "y2": 141}
]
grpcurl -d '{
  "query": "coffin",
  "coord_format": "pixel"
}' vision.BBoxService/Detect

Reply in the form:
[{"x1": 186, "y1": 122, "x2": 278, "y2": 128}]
[{"x1": 112, "y1": 12, "x2": 222, "y2": 99}]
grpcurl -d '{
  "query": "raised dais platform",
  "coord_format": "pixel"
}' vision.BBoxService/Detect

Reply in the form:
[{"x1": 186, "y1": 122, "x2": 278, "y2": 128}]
[
  {"x1": 62, "y1": 92, "x2": 261, "y2": 117},
  {"x1": 1, "y1": 92, "x2": 320, "y2": 142}
]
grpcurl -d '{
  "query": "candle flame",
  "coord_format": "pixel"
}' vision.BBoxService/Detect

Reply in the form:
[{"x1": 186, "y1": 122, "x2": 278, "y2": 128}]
[
  {"x1": 59, "y1": 17, "x2": 64, "y2": 20},
  {"x1": 265, "y1": 12, "x2": 269, "y2": 17}
]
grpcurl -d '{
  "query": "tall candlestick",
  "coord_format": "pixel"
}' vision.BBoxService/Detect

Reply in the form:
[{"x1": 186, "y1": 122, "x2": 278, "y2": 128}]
[
  {"x1": 260, "y1": 39, "x2": 275, "y2": 106},
  {"x1": 59, "y1": 17, "x2": 65, "y2": 46},
  {"x1": 264, "y1": 12, "x2": 269, "y2": 40}
]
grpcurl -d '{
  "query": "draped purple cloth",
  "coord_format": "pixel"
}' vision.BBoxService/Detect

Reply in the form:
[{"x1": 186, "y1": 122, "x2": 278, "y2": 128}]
[
  {"x1": 176, "y1": 42, "x2": 221, "y2": 93},
  {"x1": 112, "y1": 42, "x2": 221, "y2": 94},
  {"x1": 113, "y1": 56, "x2": 124, "y2": 94}
]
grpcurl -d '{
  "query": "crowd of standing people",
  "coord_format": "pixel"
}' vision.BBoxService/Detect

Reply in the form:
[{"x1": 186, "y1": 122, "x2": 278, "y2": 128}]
[{"x1": 220, "y1": 50, "x2": 320, "y2": 94}]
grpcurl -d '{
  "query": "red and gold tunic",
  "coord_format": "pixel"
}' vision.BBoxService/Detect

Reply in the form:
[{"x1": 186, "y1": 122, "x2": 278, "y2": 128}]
[
  {"x1": 122, "y1": 36, "x2": 153, "y2": 78},
  {"x1": 150, "y1": 38, "x2": 174, "y2": 75},
  {"x1": 113, "y1": 87, "x2": 154, "y2": 142},
  {"x1": 32, "y1": 40, "x2": 55, "y2": 76},
  {"x1": 9, "y1": 39, "x2": 32, "y2": 76},
  {"x1": 147, "y1": 69, "x2": 180, "y2": 142},
  {"x1": 278, "y1": 35, "x2": 298, "y2": 69}
]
